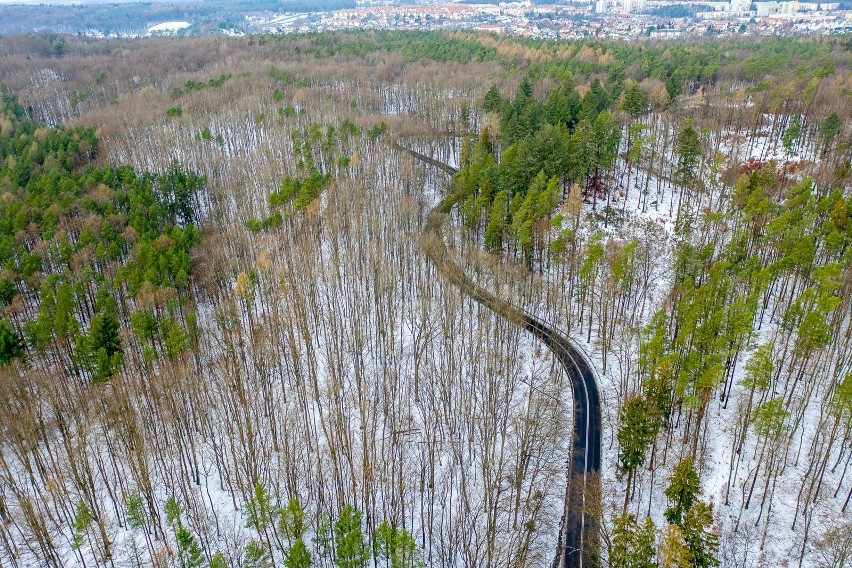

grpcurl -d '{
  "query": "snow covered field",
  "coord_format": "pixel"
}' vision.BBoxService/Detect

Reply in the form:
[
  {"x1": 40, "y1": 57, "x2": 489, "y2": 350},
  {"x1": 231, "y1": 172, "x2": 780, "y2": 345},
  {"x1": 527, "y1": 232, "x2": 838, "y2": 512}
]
[{"x1": 146, "y1": 21, "x2": 192, "y2": 36}]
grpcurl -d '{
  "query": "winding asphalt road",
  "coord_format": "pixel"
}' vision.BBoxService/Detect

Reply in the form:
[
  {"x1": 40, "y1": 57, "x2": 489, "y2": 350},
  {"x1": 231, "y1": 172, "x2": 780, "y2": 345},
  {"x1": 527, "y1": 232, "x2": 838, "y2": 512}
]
[{"x1": 396, "y1": 142, "x2": 602, "y2": 568}]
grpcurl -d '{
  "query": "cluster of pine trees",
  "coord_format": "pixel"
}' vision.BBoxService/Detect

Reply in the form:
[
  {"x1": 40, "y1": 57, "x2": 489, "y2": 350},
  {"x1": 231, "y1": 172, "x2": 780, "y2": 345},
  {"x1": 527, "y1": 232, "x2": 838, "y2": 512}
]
[
  {"x1": 0, "y1": 90, "x2": 203, "y2": 382},
  {"x1": 609, "y1": 457, "x2": 719, "y2": 568},
  {"x1": 449, "y1": 76, "x2": 622, "y2": 270},
  {"x1": 68, "y1": 486, "x2": 419, "y2": 568},
  {"x1": 433, "y1": 33, "x2": 851, "y2": 568}
]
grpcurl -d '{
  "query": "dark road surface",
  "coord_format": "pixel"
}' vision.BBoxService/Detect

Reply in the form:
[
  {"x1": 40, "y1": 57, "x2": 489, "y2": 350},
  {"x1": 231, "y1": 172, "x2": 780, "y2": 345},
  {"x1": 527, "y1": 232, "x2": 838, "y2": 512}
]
[{"x1": 397, "y1": 142, "x2": 602, "y2": 568}]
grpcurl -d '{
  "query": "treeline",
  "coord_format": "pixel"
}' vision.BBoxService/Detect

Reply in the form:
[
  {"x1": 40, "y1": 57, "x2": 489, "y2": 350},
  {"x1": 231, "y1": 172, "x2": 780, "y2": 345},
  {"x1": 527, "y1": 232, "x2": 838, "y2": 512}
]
[
  {"x1": 267, "y1": 31, "x2": 845, "y2": 101},
  {"x1": 0, "y1": 32, "x2": 847, "y2": 130},
  {"x1": 294, "y1": 31, "x2": 845, "y2": 107},
  {"x1": 301, "y1": 31, "x2": 500, "y2": 64}
]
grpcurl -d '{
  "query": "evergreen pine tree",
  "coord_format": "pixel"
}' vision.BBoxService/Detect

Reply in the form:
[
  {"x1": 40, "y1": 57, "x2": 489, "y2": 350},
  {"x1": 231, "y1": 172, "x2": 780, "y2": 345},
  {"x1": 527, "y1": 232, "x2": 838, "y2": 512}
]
[
  {"x1": 617, "y1": 396, "x2": 654, "y2": 507},
  {"x1": 658, "y1": 524, "x2": 692, "y2": 568},
  {"x1": 245, "y1": 482, "x2": 276, "y2": 532},
  {"x1": 608, "y1": 513, "x2": 656, "y2": 568},
  {"x1": 279, "y1": 497, "x2": 307, "y2": 544},
  {"x1": 285, "y1": 537, "x2": 312, "y2": 568},
  {"x1": 175, "y1": 525, "x2": 205, "y2": 568},
  {"x1": 0, "y1": 318, "x2": 24, "y2": 364},
  {"x1": 674, "y1": 119, "x2": 702, "y2": 189},
  {"x1": 483, "y1": 85, "x2": 502, "y2": 114},
  {"x1": 333, "y1": 505, "x2": 369, "y2": 568},
  {"x1": 820, "y1": 112, "x2": 842, "y2": 155},
  {"x1": 71, "y1": 499, "x2": 92, "y2": 551},
  {"x1": 0, "y1": 278, "x2": 18, "y2": 307},
  {"x1": 209, "y1": 552, "x2": 228, "y2": 568},
  {"x1": 244, "y1": 540, "x2": 272, "y2": 568},
  {"x1": 374, "y1": 520, "x2": 420, "y2": 568},
  {"x1": 125, "y1": 491, "x2": 148, "y2": 530},
  {"x1": 622, "y1": 82, "x2": 647, "y2": 116},
  {"x1": 484, "y1": 191, "x2": 508, "y2": 252},
  {"x1": 782, "y1": 114, "x2": 803, "y2": 155},
  {"x1": 681, "y1": 501, "x2": 720, "y2": 568},
  {"x1": 665, "y1": 457, "x2": 701, "y2": 526}
]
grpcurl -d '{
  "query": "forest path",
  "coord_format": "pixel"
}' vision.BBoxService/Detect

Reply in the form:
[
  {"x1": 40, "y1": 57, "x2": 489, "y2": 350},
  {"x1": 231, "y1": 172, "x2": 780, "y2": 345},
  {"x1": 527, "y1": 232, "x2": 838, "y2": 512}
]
[{"x1": 395, "y1": 141, "x2": 602, "y2": 568}]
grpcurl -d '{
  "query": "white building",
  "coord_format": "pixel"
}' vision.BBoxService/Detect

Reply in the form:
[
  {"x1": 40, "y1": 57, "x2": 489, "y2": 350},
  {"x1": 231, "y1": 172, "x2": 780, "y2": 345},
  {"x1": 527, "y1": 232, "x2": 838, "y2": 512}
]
[
  {"x1": 620, "y1": 0, "x2": 647, "y2": 12},
  {"x1": 649, "y1": 27, "x2": 684, "y2": 37},
  {"x1": 755, "y1": 1, "x2": 779, "y2": 15}
]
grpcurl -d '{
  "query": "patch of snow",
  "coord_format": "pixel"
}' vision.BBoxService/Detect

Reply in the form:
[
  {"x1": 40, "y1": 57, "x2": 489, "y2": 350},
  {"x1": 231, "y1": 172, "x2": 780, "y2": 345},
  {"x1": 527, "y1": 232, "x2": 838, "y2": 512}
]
[{"x1": 145, "y1": 21, "x2": 191, "y2": 36}]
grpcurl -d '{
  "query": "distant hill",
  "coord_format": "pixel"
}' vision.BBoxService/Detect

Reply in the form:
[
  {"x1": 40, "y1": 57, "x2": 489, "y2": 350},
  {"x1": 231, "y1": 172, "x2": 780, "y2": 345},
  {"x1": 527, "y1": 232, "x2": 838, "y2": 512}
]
[{"x1": 0, "y1": 0, "x2": 356, "y2": 36}]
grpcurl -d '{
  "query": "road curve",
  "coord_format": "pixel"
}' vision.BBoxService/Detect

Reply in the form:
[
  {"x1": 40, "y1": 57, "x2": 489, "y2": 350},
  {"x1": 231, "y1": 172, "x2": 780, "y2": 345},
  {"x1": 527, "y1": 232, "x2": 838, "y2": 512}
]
[{"x1": 397, "y1": 142, "x2": 602, "y2": 568}]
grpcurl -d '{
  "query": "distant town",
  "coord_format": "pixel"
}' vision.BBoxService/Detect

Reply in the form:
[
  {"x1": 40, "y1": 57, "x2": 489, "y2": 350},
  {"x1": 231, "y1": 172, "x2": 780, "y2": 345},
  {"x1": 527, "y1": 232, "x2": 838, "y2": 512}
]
[
  {"x1": 0, "y1": 0, "x2": 848, "y2": 39},
  {"x1": 237, "y1": 0, "x2": 851, "y2": 39}
]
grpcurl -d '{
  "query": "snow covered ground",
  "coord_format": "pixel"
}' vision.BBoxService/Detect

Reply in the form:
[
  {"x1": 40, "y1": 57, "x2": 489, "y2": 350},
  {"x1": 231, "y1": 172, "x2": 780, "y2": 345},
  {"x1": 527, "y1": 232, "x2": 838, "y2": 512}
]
[
  {"x1": 146, "y1": 21, "x2": 191, "y2": 36},
  {"x1": 1, "y1": 64, "x2": 848, "y2": 567}
]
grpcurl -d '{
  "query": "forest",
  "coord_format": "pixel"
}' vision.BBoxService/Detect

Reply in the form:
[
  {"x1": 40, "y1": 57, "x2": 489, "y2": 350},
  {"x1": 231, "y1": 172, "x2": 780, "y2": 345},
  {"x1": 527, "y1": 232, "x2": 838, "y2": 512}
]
[
  {"x1": 0, "y1": 1, "x2": 356, "y2": 37},
  {"x1": 0, "y1": 30, "x2": 850, "y2": 568}
]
